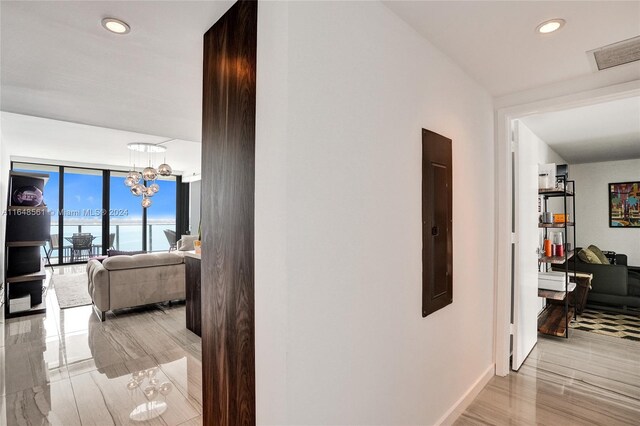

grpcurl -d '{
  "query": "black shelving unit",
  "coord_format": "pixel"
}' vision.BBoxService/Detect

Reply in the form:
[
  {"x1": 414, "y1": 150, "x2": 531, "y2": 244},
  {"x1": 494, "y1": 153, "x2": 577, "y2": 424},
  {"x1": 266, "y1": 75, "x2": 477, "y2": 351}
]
[
  {"x1": 537, "y1": 176, "x2": 576, "y2": 338},
  {"x1": 4, "y1": 171, "x2": 51, "y2": 319}
]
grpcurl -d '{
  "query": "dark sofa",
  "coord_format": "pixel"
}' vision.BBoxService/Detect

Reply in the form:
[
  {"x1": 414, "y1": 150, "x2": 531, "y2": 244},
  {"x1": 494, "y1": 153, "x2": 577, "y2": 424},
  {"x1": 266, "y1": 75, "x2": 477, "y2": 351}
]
[{"x1": 562, "y1": 250, "x2": 640, "y2": 310}]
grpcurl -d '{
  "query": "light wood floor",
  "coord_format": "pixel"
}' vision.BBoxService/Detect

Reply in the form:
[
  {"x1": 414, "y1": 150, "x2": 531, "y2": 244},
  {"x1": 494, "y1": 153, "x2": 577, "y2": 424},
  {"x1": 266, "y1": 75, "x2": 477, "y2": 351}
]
[
  {"x1": 1, "y1": 265, "x2": 202, "y2": 425},
  {"x1": 455, "y1": 329, "x2": 640, "y2": 425}
]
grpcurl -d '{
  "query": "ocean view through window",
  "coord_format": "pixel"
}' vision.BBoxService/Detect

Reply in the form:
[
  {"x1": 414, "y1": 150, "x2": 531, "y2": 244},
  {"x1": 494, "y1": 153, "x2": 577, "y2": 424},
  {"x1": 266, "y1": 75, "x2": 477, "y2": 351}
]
[{"x1": 13, "y1": 161, "x2": 179, "y2": 263}]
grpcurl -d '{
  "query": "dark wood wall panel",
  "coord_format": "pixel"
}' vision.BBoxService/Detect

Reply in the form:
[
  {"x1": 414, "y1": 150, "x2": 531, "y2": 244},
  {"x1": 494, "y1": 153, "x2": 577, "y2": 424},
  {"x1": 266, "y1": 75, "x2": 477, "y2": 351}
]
[
  {"x1": 201, "y1": 1, "x2": 257, "y2": 424},
  {"x1": 422, "y1": 129, "x2": 453, "y2": 317}
]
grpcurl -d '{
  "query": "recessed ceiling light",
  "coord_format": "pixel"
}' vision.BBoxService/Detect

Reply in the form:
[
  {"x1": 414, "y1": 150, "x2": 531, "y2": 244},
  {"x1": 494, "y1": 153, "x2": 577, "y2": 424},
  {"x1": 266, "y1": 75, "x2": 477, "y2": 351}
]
[
  {"x1": 536, "y1": 19, "x2": 565, "y2": 34},
  {"x1": 101, "y1": 17, "x2": 130, "y2": 35}
]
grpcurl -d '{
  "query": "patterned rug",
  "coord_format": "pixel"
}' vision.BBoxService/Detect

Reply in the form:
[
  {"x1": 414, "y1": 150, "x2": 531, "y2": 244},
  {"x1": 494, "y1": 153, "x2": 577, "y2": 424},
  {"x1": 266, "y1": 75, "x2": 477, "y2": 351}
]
[{"x1": 570, "y1": 309, "x2": 640, "y2": 342}]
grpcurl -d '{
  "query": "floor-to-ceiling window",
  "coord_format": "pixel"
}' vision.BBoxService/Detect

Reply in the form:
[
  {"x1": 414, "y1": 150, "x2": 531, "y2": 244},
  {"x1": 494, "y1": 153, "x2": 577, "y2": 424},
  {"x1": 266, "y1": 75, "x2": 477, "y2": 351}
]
[
  {"x1": 63, "y1": 168, "x2": 103, "y2": 262},
  {"x1": 146, "y1": 175, "x2": 177, "y2": 251},
  {"x1": 11, "y1": 161, "x2": 182, "y2": 263},
  {"x1": 110, "y1": 171, "x2": 143, "y2": 252}
]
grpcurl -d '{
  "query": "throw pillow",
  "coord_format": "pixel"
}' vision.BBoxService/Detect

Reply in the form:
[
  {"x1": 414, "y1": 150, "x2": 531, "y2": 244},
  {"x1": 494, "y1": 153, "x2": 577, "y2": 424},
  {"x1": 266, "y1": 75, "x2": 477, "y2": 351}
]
[
  {"x1": 578, "y1": 248, "x2": 601, "y2": 264},
  {"x1": 178, "y1": 235, "x2": 198, "y2": 251},
  {"x1": 587, "y1": 245, "x2": 609, "y2": 265},
  {"x1": 107, "y1": 249, "x2": 146, "y2": 257}
]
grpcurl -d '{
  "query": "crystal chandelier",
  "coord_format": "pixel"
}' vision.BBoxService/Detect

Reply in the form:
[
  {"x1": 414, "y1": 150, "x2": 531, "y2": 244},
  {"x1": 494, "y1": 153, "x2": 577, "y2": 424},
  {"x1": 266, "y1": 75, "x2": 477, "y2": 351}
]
[{"x1": 125, "y1": 142, "x2": 173, "y2": 208}]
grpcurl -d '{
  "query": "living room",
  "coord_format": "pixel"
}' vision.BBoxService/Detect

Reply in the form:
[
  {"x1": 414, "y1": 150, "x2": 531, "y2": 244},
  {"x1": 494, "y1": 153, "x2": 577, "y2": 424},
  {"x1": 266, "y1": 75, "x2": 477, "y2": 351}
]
[
  {"x1": 0, "y1": 1, "x2": 213, "y2": 423},
  {"x1": 0, "y1": 71, "x2": 207, "y2": 426},
  {"x1": 2, "y1": 1, "x2": 640, "y2": 425}
]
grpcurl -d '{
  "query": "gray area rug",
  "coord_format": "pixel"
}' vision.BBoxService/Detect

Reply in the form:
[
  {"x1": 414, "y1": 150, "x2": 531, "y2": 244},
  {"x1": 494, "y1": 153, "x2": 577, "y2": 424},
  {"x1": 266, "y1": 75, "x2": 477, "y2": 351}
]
[{"x1": 54, "y1": 272, "x2": 92, "y2": 309}]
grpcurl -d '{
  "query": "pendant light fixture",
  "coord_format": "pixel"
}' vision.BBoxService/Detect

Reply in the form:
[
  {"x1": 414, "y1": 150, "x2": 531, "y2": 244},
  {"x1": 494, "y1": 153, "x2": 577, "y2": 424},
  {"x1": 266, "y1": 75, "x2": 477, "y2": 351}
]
[{"x1": 125, "y1": 142, "x2": 172, "y2": 208}]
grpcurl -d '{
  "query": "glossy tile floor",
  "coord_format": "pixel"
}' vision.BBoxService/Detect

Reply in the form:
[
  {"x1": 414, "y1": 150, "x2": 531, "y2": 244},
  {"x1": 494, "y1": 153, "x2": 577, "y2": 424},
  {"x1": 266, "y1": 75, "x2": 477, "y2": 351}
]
[
  {"x1": 456, "y1": 329, "x2": 640, "y2": 425},
  {"x1": 5, "y1": 267, "x2": 640, "y2": 425},
  {"x1": 1, "y1": 265, "x2": 203, "y2": 426}
]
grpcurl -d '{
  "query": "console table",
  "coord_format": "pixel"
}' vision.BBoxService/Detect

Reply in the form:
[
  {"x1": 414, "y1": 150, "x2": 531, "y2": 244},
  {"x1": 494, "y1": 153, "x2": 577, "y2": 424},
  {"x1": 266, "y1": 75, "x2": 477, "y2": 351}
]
[{"x1": 185, "y1": 251, "x2": 201, "y2": 337}]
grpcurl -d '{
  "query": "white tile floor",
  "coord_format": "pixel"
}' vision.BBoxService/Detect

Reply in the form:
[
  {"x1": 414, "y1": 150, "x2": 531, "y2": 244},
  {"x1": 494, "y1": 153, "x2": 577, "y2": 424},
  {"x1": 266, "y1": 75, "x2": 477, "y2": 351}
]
[{"x1": 1, "y1": 265, "x2": 202, "y2": 425}]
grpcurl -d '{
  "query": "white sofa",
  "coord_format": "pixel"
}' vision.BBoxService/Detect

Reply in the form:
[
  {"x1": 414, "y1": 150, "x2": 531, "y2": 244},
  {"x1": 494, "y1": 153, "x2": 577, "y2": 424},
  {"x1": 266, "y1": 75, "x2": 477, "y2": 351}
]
[{"x1": 87, "y1": 252, "x2": 186, "y2": 321}]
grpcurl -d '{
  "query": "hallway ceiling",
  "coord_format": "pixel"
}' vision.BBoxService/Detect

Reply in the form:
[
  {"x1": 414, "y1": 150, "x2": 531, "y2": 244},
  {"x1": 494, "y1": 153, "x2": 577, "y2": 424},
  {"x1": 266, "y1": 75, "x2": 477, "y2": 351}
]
[
  {"x1": 385, "y1": 1, "x2": 640, "y2": 96},
  {"x1": 0, "y1": 0, "x2": 233, "y2": 143},
  {"x1": 520, "y1": 96, "x2": 640, "y2": 164}
]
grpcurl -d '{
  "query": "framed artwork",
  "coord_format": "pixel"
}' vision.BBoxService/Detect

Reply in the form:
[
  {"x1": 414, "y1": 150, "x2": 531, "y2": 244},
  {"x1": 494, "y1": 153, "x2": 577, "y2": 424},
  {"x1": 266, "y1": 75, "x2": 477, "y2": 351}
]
[{"x1": 609, "y1": 181, "x2": 640, "y2": 227}]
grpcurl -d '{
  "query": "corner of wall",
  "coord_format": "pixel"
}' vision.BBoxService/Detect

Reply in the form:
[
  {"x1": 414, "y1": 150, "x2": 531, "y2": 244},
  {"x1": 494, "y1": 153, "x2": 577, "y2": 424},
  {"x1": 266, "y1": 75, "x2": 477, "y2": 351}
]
[
  {"x1": 437, "y1": 364, "x2": 495, "y2": 425},
  {"x1": 255, "y1": 1, "x2": 290, "y2": 424}
]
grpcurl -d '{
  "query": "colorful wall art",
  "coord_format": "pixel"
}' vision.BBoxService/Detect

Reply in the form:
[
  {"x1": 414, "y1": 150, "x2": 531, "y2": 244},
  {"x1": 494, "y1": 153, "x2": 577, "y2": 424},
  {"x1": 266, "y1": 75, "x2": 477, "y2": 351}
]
[{"x1": 609, "y1": 181, "x2": 640, "y2": 227}]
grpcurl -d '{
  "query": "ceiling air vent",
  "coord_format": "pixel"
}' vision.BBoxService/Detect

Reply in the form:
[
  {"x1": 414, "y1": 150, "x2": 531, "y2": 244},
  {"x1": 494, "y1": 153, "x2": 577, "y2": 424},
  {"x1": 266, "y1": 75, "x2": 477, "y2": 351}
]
[{"x1": 588, "y1": 36, "x2": 640, "y2": 71}]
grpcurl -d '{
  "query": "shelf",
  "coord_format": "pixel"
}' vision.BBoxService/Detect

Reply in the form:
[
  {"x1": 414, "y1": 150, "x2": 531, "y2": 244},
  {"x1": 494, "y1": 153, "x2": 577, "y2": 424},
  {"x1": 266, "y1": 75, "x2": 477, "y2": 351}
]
[
  {"x1": 539, "y1": 250, "x2": 574, "y2": 264},
  {"x1": 4, "y1": 170, "x2": 51, "y2": 320},
  {"x1": 538, "y1": 304, "x2": 575, "y2": 337},
  {"x1": 5, "y1": 302, "x2": 46, "y2": 318},
  {"x1": 538, "y1": 282, "x2": 577, "y2": 300},
  {"x1": 6, "y1": 259, "x2": 46, "y2": 283},
  {"x1": 9, "y1": 170, "x2": 49, "y2": 184},
  {"x1": 4, "y1": 270, "x2": 50, "y2": 319},
  {"x1": 538, "y1": 188, "x2": 574, "y2": 197},
  {"x1": 6, "y1": 241, "x2": 47, "y2": 247},
  {"x1": 538, "y1": 222, "x2": 574, "y2": 228}
]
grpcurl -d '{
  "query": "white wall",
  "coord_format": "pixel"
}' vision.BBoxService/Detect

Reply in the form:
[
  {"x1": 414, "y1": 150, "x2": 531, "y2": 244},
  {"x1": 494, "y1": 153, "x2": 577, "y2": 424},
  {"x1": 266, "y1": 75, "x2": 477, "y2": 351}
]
[
  {"x1": 256, "y1": 2, "x2": 495, "y2": 424},
  {"x1": 255, "y1": 1, "x2": 289, "y2": 423},
  {"x1": 571, "y1": 159, "x2": 640, "y2": 265},
  {"x1": 537, "y1": 138, "x2": 566, "y2": 166},
  {"x1": 530, "y1": 124, "x2": 568, "y2": 250}
]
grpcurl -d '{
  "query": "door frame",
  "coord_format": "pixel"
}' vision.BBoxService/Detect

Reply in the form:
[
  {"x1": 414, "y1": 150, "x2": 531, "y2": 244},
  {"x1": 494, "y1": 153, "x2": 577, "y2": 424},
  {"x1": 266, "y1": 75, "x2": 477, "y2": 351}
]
[{"x1": 494, "y1": 80, "x2": 640, "y2": 376}]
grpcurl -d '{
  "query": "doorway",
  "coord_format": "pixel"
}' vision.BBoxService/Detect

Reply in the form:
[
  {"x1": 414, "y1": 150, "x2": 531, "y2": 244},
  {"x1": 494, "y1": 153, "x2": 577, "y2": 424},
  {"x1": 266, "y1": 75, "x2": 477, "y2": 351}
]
[{"x1": 494, "y1": 81, "x2": 640, "y2": 375}]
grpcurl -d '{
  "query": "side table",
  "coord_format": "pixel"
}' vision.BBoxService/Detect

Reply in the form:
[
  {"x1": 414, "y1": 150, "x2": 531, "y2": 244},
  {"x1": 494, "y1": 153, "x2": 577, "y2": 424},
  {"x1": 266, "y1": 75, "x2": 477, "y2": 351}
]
[{"x1": 185, "y1": 251, "x2": 202, "y2": 337}]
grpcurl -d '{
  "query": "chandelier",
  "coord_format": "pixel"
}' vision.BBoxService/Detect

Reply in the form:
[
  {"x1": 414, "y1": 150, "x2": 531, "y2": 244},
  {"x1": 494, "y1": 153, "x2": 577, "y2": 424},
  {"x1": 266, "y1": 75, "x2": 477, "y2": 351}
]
[{"x1": 124, "y1": 142, "x2": 173, "y2": 208}]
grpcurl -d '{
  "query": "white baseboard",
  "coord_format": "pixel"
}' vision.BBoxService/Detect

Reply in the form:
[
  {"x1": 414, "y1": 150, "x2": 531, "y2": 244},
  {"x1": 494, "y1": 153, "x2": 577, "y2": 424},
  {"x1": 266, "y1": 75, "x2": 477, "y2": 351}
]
[{"x1": 436, "y1": 364, "x2": 495, "y2": 426}]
